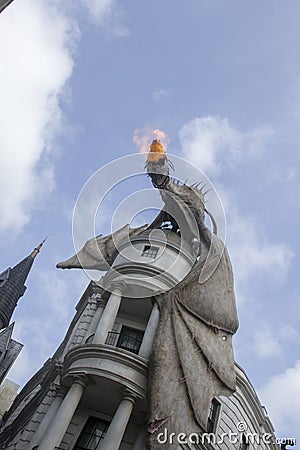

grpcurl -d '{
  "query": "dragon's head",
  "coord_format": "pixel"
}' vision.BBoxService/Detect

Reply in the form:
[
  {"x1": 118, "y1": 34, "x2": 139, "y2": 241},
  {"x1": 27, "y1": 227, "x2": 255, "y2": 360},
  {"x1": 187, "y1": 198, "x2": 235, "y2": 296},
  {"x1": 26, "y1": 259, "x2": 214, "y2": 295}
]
[
  {"x1": 145, "y1": 141, "x2": 216, "y2": 238},
  {"x1": 145, "y1": 139, "x2": 171, "y2": 188}
]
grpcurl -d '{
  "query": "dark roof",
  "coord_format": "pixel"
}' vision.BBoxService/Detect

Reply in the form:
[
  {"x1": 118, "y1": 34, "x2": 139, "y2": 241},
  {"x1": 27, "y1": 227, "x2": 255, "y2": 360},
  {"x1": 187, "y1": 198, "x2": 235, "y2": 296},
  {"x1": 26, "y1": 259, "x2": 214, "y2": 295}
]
[
  {"x1": 0, "y1": 0, "x2": 16, "y2": 14},
  {"x1": 0, "y1": 241, "x2": 45, "y2": 330},
  {"x1": 0, "y1": 323, "x2": 23, "y2": 384}
]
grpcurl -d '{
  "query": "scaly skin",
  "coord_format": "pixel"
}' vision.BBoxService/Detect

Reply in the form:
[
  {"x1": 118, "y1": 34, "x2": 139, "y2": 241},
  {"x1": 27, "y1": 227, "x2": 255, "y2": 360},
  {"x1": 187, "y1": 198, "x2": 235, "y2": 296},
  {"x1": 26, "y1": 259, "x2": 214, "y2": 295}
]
[{"x1": 146, "y1": 156, "x2": 211, "y2": 249}]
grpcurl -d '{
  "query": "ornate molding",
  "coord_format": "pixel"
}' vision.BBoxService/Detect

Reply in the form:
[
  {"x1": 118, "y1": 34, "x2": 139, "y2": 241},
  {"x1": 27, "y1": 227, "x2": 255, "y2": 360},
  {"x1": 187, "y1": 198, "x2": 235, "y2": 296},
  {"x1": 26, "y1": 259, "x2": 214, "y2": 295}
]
[
  {"x1": 110, "y1": 280, "x2": 127, "y2": 294},
  {"x1": 71, "y1": 373, "x2": 89, "y2": 389},
  {"x1": 97, "y1": 298, "x2": 107, "y2": 308},
  {"x1": 61, "y1": 344, "x2": 147, "y2": 398},
  {"x1": 120, "y1": 388, "x2": 139, "y2": 405}
]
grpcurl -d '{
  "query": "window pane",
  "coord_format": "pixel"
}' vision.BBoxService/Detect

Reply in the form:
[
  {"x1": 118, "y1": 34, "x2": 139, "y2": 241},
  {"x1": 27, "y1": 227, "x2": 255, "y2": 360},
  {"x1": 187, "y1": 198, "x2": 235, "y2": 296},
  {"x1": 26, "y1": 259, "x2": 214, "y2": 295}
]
[
  {"x1": 117, "y1": 326, "x2": 144, "y2": 354},
  {"x1": 207, "y1": 399, "x2": 220, "y2": 433},
  {"x1": 74, "y1": 417, "x2": 109, "y2": 450},
  {"x1": 142, "y1": 245, "x2": 159, "y2": 259}
]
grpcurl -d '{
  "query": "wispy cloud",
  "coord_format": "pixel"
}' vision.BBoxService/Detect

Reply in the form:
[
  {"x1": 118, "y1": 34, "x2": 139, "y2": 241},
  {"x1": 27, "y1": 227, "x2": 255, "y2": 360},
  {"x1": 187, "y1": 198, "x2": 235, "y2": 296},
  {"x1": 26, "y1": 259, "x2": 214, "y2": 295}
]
[
  {"x1": 0, "y1": 0, "x2": 78, "y2": 235},
  {"x1": 253, "y1": 324, "x2": 298, "y2": 358},
  {"x1": 153, "y1": 89, "x2": 168, "y2": 102},
  {"x1": 268, "y1": 166, "x2": 296, "y2": 183},
  {"x1": 254, "y1": 326, "x2": 281, "y2": 358},
  {"x1": 8, "y1": 348, "x2": 33, "y2": 384},
  {"x1": 226, "y1": 206, "x2": 293, "y2": 285},
  {"x1": 79, "y1": 0, "x2": 128, "y2": 37},
  {"x1": 179, "y1": 116, "x2": 292, "y2": 286},
  {"x1": 179, "y1": 116, "x2": 274, "y2": 176},
  {"x1": 259, "y1": 361, "x2": 300, "y2": 441}
]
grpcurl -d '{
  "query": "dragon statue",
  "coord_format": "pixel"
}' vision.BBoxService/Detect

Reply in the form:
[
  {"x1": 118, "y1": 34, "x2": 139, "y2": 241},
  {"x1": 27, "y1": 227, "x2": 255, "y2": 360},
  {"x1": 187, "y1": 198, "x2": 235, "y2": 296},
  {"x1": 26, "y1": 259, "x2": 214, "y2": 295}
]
[
  {"x1": 145, "y1": 140, "x2": 238, "y2": 449},
  {"x1": 57, "y1": 140, "x2": 239, "y2": 449}
]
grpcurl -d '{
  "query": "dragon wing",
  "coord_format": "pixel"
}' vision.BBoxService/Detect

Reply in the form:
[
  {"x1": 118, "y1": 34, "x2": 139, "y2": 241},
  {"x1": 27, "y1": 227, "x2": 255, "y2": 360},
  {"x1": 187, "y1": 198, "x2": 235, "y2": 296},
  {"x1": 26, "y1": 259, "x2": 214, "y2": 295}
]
[{"x1": 56, "y1": 224, "x2": 147, "y2": 271}]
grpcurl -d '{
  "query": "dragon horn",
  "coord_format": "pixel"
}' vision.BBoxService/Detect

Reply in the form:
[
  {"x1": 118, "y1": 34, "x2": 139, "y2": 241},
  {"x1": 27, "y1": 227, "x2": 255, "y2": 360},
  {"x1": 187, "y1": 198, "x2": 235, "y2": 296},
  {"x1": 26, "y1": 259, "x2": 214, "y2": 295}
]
[
  {"x1": 205, "y1": 207, "x2": 218, "y2": 235},
  {"x1": 195, "y1": 181, "x2": 205, "y2": 189},
  {"x1": 168, "y1": 159, "x2": 175, "y2": 171}
]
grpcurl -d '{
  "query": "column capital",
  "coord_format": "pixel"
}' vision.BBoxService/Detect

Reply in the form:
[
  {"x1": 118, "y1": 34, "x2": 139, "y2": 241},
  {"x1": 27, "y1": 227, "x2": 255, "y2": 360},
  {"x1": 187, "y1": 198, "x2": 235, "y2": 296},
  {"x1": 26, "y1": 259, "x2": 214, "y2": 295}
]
[
  {"x1": 110, "y1": 280, "x2": 127, "y2": 295},
  {"x1": 71, "y1": 373, "x2": 89, "y2": 389},
  {"x1": 120, "y1": 388, "x2": 138, "y2": 405}
]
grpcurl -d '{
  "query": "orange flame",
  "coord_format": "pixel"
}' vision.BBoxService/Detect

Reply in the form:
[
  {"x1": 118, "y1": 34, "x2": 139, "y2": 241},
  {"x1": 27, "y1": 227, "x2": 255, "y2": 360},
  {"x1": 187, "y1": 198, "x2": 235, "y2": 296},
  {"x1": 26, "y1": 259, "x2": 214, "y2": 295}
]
[
  {"x1": 147, "y1": 139, "x2": 166, "y2": 162},
  {"x1": 133, "y1": 126, "x2": 169, "y2": 154}
]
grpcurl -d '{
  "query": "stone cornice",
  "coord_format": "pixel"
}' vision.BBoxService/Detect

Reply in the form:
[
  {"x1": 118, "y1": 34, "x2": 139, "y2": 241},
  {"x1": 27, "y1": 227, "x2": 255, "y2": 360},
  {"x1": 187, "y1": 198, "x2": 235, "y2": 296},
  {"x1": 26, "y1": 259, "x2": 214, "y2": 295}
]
[{"x1": 61, "y1": 344, "x2": 148, "y2": 398}]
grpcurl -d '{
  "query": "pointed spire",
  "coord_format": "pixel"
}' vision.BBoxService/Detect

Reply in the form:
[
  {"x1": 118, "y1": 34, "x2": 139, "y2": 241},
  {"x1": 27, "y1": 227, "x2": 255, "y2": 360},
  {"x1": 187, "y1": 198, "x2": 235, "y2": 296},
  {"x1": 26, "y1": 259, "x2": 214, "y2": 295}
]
[
  {"x1": 0, "y1": 240, "x2": 46, "y2": 330},
  {"x1": 30, "y1": 237, "x2": 47, "y2": 259}
]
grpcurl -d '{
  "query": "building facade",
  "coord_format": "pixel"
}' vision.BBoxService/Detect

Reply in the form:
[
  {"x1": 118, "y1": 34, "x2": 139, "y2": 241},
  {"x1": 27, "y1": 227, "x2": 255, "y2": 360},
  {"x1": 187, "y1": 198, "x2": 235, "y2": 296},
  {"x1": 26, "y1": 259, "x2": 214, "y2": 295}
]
[
  {"x1": 0, "y1": 145, "x2": 281, "y2": 449},
  {"x1": 0, "y1": 238, "x2": 280, "y2": 449}
]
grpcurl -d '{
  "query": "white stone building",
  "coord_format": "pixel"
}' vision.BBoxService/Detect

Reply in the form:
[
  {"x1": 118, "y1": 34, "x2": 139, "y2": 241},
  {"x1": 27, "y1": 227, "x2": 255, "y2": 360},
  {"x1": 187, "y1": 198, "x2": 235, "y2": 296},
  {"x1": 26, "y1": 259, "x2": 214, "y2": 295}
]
[{"x1": 0, "y1": 229, "x2": 281, "y2": 450}]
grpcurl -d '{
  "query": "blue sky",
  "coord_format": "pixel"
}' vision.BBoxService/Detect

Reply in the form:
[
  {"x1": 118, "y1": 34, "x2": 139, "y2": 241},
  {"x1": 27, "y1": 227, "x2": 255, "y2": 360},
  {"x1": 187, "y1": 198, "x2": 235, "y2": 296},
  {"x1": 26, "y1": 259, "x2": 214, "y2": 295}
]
[{"x1": 0, "y1": 0, "x2": 300, "y2": 441}]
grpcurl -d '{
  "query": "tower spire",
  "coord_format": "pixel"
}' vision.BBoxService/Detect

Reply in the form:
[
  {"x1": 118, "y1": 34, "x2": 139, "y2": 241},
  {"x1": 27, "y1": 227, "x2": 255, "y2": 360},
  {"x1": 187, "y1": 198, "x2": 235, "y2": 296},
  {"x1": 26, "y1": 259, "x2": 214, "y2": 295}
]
[
  {"x1": 30, "y1": 237, "x2": 47, "y2": 259},
  {"x1": 0, "y1": 240, "x2": 46, "y2": 330}
]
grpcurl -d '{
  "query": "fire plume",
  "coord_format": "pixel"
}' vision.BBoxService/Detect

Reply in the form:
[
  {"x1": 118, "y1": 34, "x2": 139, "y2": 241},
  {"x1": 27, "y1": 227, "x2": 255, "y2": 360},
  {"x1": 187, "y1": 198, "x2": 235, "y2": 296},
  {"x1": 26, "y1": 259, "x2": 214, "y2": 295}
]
[
  {"x1": 133, "y1": 126, "x2": 169, "y2": 154},
  {"x1": 147, "y1": 139, "x2": 166, "y2": 163}
]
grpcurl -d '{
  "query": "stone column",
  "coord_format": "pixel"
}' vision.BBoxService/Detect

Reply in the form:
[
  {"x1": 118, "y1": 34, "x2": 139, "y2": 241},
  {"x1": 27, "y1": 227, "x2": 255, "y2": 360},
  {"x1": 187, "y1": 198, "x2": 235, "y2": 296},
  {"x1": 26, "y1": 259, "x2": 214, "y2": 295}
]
[
  {"x1": 84, "y1": 298, "x2": 106, "y2": 343},
  {"x1": 38, "y1": 376, "x2": 87, "y2": 450},
  {"x1": 93, "y1": 282, "x2": 125, "y2": 345},
  {"x1": 100, "y1": 390, "x2": 136, "y2": 450},
  {"x1": 132, "y1": 428, "x2": 146, "y2": 450},
  {"x1": 28, "y1": 386, "x2": 65, "y2": 449},
  {"x1": 138, "y1": 303, "x2": 160, "y2": 359}
]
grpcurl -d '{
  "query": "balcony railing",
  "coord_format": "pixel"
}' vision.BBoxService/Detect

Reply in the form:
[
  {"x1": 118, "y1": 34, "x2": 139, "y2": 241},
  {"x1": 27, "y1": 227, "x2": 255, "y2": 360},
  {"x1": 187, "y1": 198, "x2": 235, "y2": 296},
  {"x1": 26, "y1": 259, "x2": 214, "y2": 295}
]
[{"x1": 105, "y1": 331, "x2": 143, "y2": 355}]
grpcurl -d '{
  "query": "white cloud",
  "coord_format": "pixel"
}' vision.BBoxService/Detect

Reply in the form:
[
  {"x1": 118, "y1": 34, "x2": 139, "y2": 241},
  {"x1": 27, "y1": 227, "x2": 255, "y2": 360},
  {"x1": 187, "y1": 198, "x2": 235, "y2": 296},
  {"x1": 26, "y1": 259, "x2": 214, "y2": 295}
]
[
  {"x1": 0, "y1": 0, "x2": 78, "y2": 235},
  {"x1": 259, "y1": 361, "x2": 300, "y2": 440},
  {"x1": 8, "y1": 348, "x2": 32, "y2": 385},
  {"x1": 253, "y1": 326, "x2": 281, "y2": 358},
  {"x1": 79, "y1": 0, "x2": 128, "y2": 37},
  {"x1": 178, "y1": 116, "x2": 293, "y2": 286},
  {"x1": 227, "y1": 208, "x2": 293, "y2": 284},
  {"x1": 80, "y1": 0, "x2": 114, "y2": 20},
  {"x1": 253, "y1": 324, "x2": 298, "y2": 358},
  {"x1": 179, "y1": 116, "x2": 274, "y2": 176},
  {"x1": 278, "y1": 324, "x2": 299, "y2": 340},
  {"x1": 269, "y1": 166, "x2": 296, "y2": 183},
  {"x1": 153, "y1": 89, "x2": 168, "y2": 102}
]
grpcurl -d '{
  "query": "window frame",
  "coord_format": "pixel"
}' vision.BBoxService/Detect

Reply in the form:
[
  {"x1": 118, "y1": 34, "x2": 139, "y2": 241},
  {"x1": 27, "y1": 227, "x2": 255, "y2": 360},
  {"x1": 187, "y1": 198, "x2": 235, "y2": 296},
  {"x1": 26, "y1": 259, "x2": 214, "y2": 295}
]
[
  {"x1": 116, "y1": 325, "x2": 144, "y2": 355},
  {"x1": 141, "y1": 244, "x2": 159, "y2": 259},
  {"x1": 207, "y1": 398, "x2": 222, "y2": 434},
  {"x1": 73, "y1": 415, "x2": 110, "y2": 450}
]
